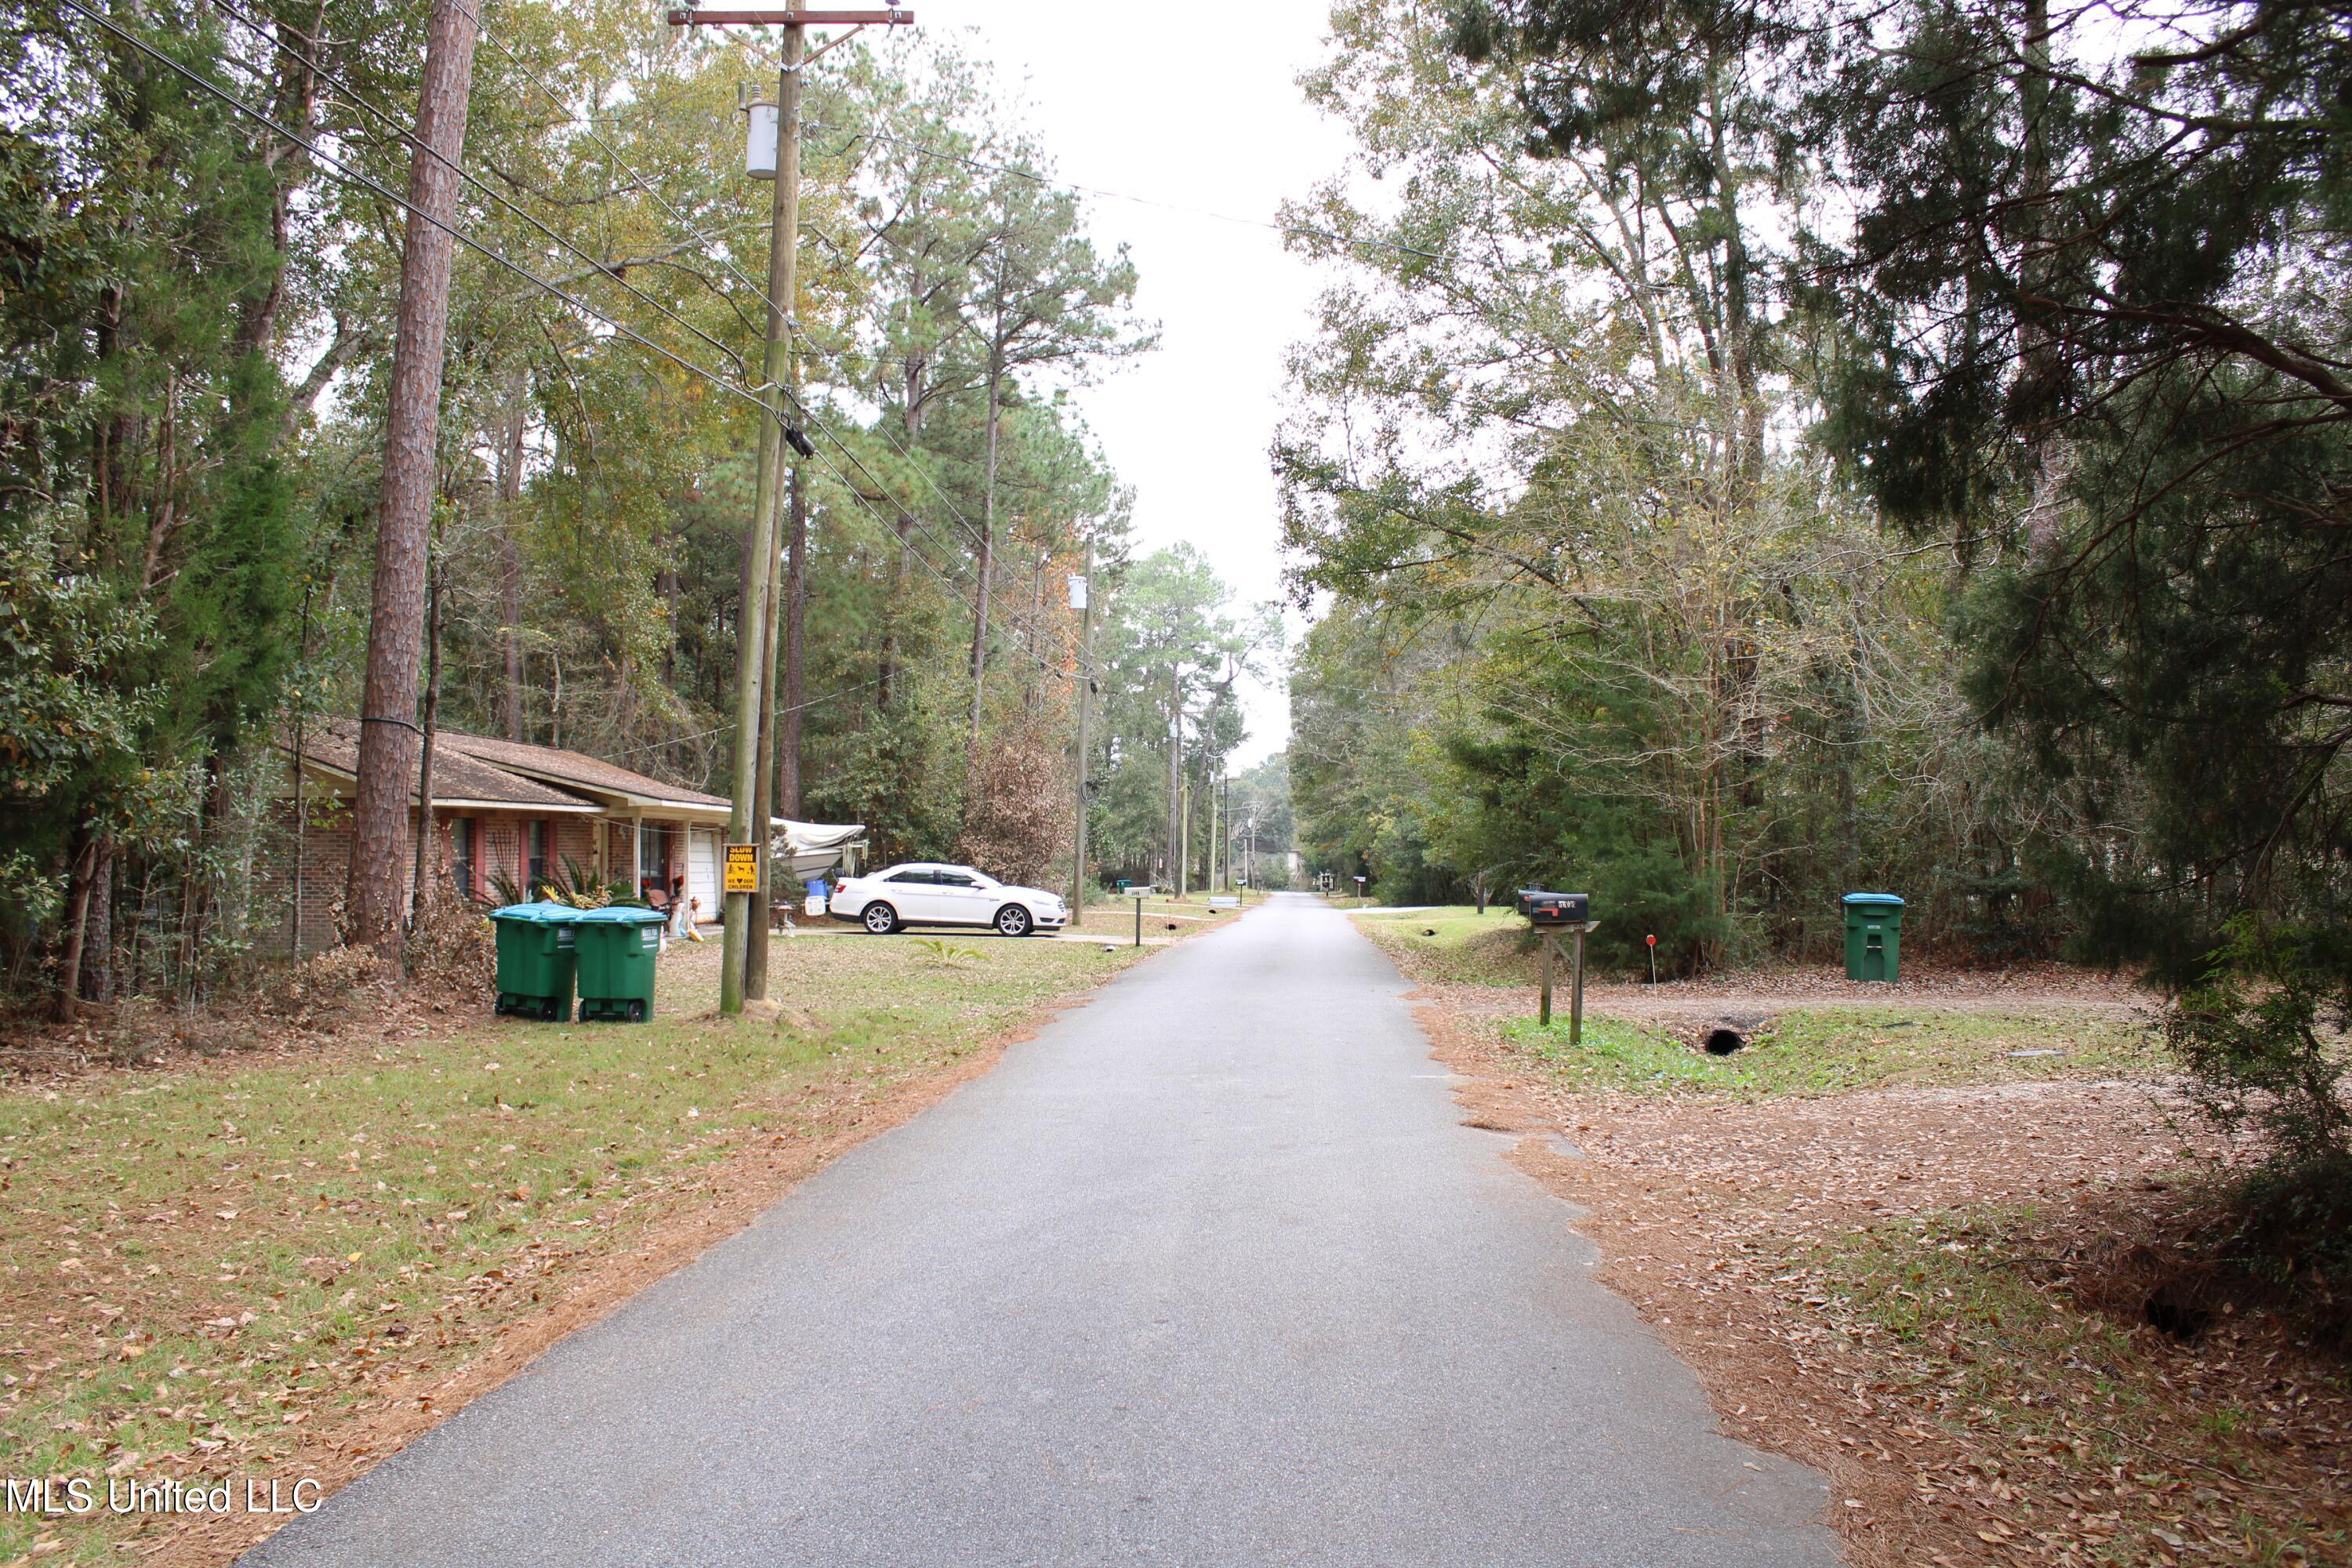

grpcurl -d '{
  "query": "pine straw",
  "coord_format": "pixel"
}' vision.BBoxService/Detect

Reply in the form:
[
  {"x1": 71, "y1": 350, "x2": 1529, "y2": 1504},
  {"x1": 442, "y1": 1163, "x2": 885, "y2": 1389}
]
[{"x1": 1419, "y1": 989, "x2": 2352, "y2": 1567}]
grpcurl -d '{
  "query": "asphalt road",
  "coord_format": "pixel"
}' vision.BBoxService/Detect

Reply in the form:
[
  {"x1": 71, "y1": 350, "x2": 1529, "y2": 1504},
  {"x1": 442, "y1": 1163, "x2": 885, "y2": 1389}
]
[{"x1": 244, "y1": 892, "x2": 1841, "y2": 1567}]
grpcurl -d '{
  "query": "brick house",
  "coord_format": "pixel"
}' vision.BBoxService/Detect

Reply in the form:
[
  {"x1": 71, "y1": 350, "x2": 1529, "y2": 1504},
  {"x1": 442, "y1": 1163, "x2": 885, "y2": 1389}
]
[{"x1": 263, "y1": 721, "x2": 853, "y2": 955}]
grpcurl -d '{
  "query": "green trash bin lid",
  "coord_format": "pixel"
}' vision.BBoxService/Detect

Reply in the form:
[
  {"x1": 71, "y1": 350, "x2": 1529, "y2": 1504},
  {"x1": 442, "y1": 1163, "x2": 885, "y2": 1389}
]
[
  {"x1": 488, "y1": 901, "x2": 584, "y2": 924},
  {"x1": 1840, "y1": 892, "x2": 1905, "y2": 909},
  {"x1": 564, "y1": 905, "x2": 668, "y2": 926}
]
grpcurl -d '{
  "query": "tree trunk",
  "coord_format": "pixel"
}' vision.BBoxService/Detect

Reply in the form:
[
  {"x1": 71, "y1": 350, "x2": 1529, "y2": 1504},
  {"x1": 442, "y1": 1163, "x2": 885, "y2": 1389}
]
[
  {"x1": 2017, "y1": 0, "x2": 2065, "y2": 558},
  {"x1": 1706, "y1": 59, "x2": 1763, "y2": 485},
  {"x1": 779, "y1": 463, "x2": 808, "y2": 820},
  {"x1": 53, "y1": 830, "x2": 99, "y2": 1023},
  {"x1": 410, "y1": 554, "x2": 445, "y2": 924},
  {"x1": 1022, "y1": 544, "x2": 1047, "y2": 718},
  {"x1": 347, "y1": 0, "x2": 479, "y2": 964},
  {"x1": 659, "y1": 546, "x2": 679, "y2": 685},
  {"x1": 81, "y1": 839, "x2": 113, "y2": 1004},
  {"x1": 498, "y1": 377, "x2": 526, "y2": 740},
  {"x1": 881, "y1": 365, "x2": 923, "y2": 708},
  {"x1": 235, "y1": 0, "x2": 325, "y2": 361},
  {"x1": 967, "y1": 358, "x2": 1004, "y2": 754}
]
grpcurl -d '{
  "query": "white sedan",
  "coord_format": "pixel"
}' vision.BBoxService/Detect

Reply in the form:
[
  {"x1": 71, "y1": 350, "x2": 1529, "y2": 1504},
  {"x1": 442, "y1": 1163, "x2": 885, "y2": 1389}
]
[{"x1": 828, "y1": 862, "x2": 1069, "y2": 938}]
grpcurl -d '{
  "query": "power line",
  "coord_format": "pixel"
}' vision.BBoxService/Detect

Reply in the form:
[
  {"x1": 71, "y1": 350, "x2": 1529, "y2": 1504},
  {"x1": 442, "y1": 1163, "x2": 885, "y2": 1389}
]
[
  {"x1": 600, "y1": 671, "x2": 896, "y2": 760},
  {"x1": 76, "y1": 0, "x2": 1076, "y2": 741},
  {"x1": 207, "y1": 0, "x2": 757, "y2": 382},
  {"x1": 456, "y1": 0, "x2": 1127, "y2": 612},
  {"x1": 453, "y1": 1, "x2": 1071, "y2": 672},
  {"x1": 780, "y1": 386, "x2": 1077, "y2": 677},
  {"x1": 451, "y1": 0, "x2": 1105, "y2": 683},
  {"x1": 57, "y1": 0, "x2": 772, "y2": 425},
  {"x1": 714, "y1": 27, "x2": 1501, "y2": 278},
  {"x1": 792, "y1": 427, "x2": 1073, "y2": 679}
]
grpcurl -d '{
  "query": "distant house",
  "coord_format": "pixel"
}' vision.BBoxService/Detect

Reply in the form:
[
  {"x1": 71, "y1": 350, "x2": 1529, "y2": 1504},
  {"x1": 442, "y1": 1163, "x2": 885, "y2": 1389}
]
[{"x1": 263, "y1": 721, "x2": 863, "y2": 954}]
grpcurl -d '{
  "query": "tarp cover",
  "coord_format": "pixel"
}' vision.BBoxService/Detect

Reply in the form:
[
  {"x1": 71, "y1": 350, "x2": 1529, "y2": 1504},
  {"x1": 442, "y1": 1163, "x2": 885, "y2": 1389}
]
[
  {"x1": 779, "y1": 820, "x2": 865, "y2": 852},
  {"x1": 771, "y1": 819, "x2": 867, "y2": 880}
]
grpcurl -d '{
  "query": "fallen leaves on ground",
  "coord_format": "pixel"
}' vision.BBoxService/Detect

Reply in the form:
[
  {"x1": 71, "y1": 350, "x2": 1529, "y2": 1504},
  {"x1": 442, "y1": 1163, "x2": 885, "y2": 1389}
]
[{"x1": 1418, "y1": 979, "x2": 2352, "y2": 1567}]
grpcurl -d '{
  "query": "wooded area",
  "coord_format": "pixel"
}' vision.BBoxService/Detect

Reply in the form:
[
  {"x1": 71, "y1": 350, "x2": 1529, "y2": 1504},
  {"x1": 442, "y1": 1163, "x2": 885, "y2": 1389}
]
[
  {"x1": 1276, "y1": 0, "x2": 2352, "y2": 1256},
  {"x1": 1282, "y1": 0, "x2": 2349, "y2": 985},
  {"x1": 0, "y1": 2, "x2": 1275, "y2": 1022}
]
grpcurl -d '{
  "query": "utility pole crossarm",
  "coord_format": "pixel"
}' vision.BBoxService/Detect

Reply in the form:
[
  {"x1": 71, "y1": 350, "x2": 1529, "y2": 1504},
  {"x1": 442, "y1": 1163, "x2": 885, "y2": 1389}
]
[{"x1": 666, "y1": 9, "x2": 914, "y2": 24}]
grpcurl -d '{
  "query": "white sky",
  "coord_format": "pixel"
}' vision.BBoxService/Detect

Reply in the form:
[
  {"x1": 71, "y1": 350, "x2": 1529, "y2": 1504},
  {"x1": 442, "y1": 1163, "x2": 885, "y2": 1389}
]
[{"x1": 940, "y1": 2, "x2": 1356, "y2": 769}]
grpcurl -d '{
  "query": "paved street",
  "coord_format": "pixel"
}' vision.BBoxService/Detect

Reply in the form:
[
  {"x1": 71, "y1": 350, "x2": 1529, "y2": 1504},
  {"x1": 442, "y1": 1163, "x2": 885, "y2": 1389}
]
[{"x1": 245, "y1": 893, "x2": 1840, "y2": 1567}]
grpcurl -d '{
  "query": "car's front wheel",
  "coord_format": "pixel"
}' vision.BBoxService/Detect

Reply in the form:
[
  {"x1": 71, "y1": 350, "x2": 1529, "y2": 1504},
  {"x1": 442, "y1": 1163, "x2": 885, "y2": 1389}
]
[
  {"x1": 993, "y1": 904, "x2": 1032, "y2": 938},
  {"x1": 862, "y1": 902, "x2": 901, "y2": 935}
]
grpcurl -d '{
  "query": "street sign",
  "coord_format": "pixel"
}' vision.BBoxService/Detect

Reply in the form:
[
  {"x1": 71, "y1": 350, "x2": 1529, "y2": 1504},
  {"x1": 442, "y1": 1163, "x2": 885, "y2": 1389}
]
[{"x1": 724, "y1": 843, "x2": 760, "y2": 892}]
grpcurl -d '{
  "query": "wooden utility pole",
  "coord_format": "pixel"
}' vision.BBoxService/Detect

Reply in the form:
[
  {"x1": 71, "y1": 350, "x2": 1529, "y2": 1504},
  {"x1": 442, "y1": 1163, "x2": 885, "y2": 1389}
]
[
  {"x1": 670, "y1": 5, "x2": 913, "y2": 1014},
  {"x1": 1069, "y1": 545, "x2": 1094, "y2": 915},
  {"x1": 1220, "y1": 771, "x2": 1231, "y2": 891},
  {"x1": 779, "y1": 463, "x2": 809, "y2": 818},
  {"x1": 745, "y1": 495, "x2": 782, "y2": 995},
  {"x1": 347, "y1": 0, "x2": 478, "y2": 964},
  {"x1": 1167, "y1": 660, "x2": 1183, "y2": 893}
]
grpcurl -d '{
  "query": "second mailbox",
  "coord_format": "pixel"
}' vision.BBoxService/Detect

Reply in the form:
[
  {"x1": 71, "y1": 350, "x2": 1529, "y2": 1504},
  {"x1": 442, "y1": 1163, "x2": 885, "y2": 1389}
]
[{"x1": 1516, "y1": 889, "x2": 1591, "y2": 926}]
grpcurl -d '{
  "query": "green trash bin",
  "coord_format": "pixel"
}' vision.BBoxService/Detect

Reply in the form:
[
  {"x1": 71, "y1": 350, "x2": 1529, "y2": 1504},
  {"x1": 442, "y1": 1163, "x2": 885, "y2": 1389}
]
[
  {"x1": 489, "y1": 902, "x2": 581, "y2": 1022},
  {"x1": 1842, "y1": 892, "x2": 1905, "y2": 982},
  {"x1": 571, "y1": 905, "x2": 668, "y2": 1022}
]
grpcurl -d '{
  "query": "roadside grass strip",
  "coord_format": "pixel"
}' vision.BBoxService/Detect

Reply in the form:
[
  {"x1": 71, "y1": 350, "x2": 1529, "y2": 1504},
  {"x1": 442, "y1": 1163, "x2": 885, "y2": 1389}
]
[
  {"x1": 1351, "y1": 906, "x2": 1535, "y2": 985},
  {"x1": 0, "y1": 932, "x2": 1147, "y2": 1565},
  {"x1": 1506, "y1": 1008, "x2": 2153, "y2": 1097}
]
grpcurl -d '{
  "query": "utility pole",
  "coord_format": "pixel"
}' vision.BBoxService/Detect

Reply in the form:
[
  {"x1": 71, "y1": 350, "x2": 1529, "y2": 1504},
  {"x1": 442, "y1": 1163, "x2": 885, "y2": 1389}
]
[
  {"x1": 779, "y1": 463, "x2": 809, "y2": 818},
  {"x1": 725, "y1": 20, "x2": 798, "y2": 1014},
  {"x1": 1178, "y1": 776, "x2": 1189, "y2": 899},
  {"x1": 745, "y1": 477, "x2": 783, "y2": 995},
  {"x1": 670, "y1": 7, "x2": 912, "y2": 1013},
  {"x1": 1069, "y1": 546, "x2": 1094, "y2": 916},
  {"x1": 1167, "y1": 659, "x2": 1183, "y2": 894}
]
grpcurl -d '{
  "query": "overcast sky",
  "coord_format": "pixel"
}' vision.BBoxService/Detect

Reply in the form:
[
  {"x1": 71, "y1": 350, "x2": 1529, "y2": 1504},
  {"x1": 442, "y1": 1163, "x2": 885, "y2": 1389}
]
[{"x1": 938, "y1": 2, "x2": 1357, "y2": 770}]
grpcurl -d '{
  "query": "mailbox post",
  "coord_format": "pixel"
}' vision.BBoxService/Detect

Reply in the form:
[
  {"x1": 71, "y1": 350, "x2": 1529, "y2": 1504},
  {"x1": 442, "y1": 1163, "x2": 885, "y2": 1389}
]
[{"x1": 1522, "y1": 890, "x2": 1597, "y2": 1046}]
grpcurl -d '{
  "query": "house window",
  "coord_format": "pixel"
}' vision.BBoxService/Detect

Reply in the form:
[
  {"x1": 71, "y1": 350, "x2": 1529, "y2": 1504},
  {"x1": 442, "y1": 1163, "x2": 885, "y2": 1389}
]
[
  {"x1": 528, "y1": 821, "x2": 549, "y2": 897},
  {"x1": 637, "y1": 823, "x2": 666, "y2": 889},
  {"x1": 449, "y1": 818, "x2": 476, "y2": 898}
]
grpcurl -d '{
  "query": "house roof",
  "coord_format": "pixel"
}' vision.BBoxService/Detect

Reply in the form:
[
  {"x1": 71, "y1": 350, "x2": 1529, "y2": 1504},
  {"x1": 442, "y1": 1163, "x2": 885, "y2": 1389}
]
[
  {"x1": 296, "y1": 721, "x2": 596, "y2": 810},
  {"x1": 434, "y1": 732, "x2": 731, "y2": 811},
  {"x1": 287, "y1": 721, "x2": 731, "y2": 817}
]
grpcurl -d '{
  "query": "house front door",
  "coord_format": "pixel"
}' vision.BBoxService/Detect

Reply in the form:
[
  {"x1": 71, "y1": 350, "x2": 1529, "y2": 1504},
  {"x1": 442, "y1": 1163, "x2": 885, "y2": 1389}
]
[{"x1": 687, "y1": 829, "x2": 720, "y2": 922}]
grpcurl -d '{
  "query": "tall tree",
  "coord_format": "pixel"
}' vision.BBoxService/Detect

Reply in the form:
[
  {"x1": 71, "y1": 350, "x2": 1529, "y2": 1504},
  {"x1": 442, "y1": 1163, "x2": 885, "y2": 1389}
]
[
  {"x1": 1804, "y1": 0, "x2": 2352, "y2": 975},
  {"x1": 960, "y1": 155, "x2": 1146, "y2": 753},
  {"x1": 347, "y1": 0, "x2": 479, "y2": 960}
]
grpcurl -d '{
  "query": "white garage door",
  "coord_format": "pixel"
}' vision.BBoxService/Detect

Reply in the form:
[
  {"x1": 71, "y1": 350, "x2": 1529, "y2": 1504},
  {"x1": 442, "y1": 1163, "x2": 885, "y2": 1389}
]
[{"x1": 687, "y1": 829, "x2": 720, "y2": 923}]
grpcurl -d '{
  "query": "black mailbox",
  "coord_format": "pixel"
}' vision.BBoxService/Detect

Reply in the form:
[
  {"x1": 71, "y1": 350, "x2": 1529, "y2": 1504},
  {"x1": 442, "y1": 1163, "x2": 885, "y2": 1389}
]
[{"x1": 1517, "y1": 889, "x2": 1590, "y2": 925}]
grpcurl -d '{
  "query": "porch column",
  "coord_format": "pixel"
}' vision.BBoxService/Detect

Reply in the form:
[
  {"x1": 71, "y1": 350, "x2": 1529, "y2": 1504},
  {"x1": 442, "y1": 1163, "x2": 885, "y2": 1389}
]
[{"x1": 630, "y1": 814, "x2": 643, "y2": 891}]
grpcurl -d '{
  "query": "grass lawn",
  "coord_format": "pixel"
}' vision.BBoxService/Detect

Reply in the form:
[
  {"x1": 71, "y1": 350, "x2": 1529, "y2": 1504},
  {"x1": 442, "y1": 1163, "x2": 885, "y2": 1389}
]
[
  {"x1": 1351, "y1": 905, "x2": 1536, "y2": 985},
  {"x1": 0, "y1": 927, "x2": 1148, "y2": 1565},
  {"x1": 1352, "y1": 902, "x2": 2154, "y2": 1095},
  {"x1": 1508, "y1": 1007, "x2": 2152, "y2": 1098}
]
